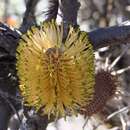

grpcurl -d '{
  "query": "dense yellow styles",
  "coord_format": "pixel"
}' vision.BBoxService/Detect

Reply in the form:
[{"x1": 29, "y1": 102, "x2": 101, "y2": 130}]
[{"x1": 16, "y1": 21, "x2": 95, "y2": 118}]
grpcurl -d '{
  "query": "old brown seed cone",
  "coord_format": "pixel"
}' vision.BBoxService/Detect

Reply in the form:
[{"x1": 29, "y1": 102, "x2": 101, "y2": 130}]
[{"x1": 80, "y1": 70, "x2": 118, "y2": 117}]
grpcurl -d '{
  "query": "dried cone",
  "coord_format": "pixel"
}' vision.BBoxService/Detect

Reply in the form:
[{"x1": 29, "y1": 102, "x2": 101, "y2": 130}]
[
  {"x1": 16, "y1": 20, "x2": 95, "y2": 118},
  {"x1": 81, "y1": 71, "x2": 118, "y2": 117}
]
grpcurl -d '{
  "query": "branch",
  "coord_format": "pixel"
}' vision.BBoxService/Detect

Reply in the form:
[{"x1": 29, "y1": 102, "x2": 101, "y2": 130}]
[
  {"x1": 88, "y1": 25, "x2": 130, "y2": 50},
  {"x1": 61, "y1": 0, "x2": 80, "y2": 38},
  {"x1": 0, "y1": 92, "x2": 22, "y2": 124},
  {"x1": 0, "y1": 23, "x2": 19, "y2": 130},
  {"x1": 46, "y1": 0, "x2": 59, "y2": 21},
  {"x1": 0, "y1": 23, "x2": 20, "y2": 56},
  {"x1": 59, "y1": 0, "x2": 130, "y2": 50},
  {"x1": 61, "y1": 0, "x2": 80, "y2": 25},
  {"x1": 20, "y1": 0, "x2": 40, "y2": 33},
  {"x1": 0, "y1": 103, "x2": 12, "y2": 130},
  {"x1": 26, "y1": 115, "x2": 49, "y2": 130}
]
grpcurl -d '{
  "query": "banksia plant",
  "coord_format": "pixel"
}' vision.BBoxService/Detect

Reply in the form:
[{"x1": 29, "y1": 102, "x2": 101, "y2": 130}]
[
  {"x1": 81, "y1": 70, "x2": 118, "y2": 117},
  {"x1": 16, "y1": 20, "x2": 95, "y2": 118}
]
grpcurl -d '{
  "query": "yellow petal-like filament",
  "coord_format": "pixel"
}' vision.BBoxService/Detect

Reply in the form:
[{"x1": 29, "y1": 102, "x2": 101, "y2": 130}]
[{"x1": 16, "y1": 20, "x2": 95, "y2": 118}]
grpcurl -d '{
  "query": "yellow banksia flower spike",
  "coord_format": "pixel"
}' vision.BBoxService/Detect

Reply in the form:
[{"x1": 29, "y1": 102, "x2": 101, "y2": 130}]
[{"x1": 16, "y1": 20, "x2": 95, "y2": 118}]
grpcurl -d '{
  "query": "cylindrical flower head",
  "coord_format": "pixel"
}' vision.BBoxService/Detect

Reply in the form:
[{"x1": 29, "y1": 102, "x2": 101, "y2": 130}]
[
  {"x1": 81, "y1": 70, "x2": 118, "y2": 117},
  {"x1": 16, "y1": 20, "x2": 95, "y2": 118}
]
